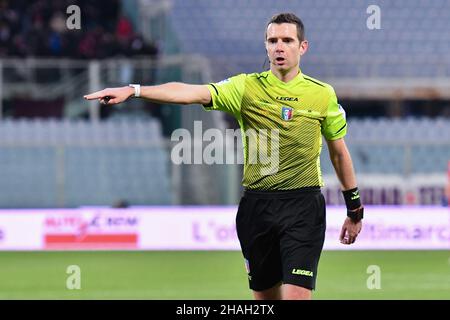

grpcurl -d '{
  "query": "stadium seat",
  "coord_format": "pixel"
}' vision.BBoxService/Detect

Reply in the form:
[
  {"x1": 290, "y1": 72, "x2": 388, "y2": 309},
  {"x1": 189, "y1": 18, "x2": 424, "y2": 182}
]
[
  {"x1": 0, "y1": 119, "x2": 172, "y2": 208},
  {"x1": 169, "y1": 0, "x2": 450, "y2": 79}
]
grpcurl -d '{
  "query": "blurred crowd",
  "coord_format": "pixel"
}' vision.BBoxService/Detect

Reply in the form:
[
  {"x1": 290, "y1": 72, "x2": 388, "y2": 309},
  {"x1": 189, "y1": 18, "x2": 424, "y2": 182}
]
[{"x1": 0, "y1": 0, "x2": 158, "y2": 59}]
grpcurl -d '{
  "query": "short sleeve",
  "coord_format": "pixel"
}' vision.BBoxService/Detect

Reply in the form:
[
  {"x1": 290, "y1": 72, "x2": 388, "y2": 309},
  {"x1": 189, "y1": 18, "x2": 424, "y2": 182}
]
[
  {"x1": 321, "y1": 87, "x2": 347, "y2": 140},
  {"x1": 202, "y1": 74, "x2": 246, "y2": 118}
]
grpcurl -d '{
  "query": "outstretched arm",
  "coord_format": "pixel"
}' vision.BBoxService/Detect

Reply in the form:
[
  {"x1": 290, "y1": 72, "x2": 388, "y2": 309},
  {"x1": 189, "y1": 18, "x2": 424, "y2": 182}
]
[
  {"x1": 326, "y1": 138, "x2": 363, "y2": 245},
  {"x1": 84, "y1": 83, "x2": 212, "y2": 106}
]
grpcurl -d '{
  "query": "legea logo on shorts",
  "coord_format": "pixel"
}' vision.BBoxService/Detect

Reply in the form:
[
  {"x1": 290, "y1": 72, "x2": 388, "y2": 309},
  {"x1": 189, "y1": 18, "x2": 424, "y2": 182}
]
[{"x1": 292, "y1": 268, "x2": 314, "y2": 277}]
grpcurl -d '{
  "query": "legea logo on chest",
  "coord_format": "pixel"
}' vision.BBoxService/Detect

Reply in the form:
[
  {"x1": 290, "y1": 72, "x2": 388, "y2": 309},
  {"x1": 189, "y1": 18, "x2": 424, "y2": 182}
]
[{"x1": 276, "y1": 96, "x2": 298, "y2": 101}]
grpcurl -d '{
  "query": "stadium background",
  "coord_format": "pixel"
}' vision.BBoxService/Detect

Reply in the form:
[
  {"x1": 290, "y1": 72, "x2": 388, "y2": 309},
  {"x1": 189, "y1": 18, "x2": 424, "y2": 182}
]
[{"x1": 0, "y1": 0, "x2": 449, "y2": 299}]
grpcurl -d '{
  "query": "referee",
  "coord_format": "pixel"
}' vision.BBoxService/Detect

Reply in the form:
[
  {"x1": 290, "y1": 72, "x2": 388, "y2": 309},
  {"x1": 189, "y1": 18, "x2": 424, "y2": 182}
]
[{"x1": 84, "y1": 13, "x2": 364, "y2": 300}]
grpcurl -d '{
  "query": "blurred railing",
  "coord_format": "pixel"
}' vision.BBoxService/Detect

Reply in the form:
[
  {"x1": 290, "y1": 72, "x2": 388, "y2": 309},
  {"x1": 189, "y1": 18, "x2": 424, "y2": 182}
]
[{"x1": 0, "y1": 56, "x2": 215, "y2": 121}]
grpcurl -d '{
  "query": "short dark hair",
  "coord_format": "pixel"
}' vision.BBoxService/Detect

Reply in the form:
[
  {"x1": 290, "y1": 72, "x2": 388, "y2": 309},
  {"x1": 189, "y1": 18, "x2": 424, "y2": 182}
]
[{"x1": 266, "y1": 13, "x2": 305, "y2": 42}]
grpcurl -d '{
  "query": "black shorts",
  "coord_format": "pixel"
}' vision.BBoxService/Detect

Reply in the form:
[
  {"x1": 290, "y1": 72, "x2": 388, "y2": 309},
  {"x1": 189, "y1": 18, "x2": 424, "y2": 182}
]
[{"x1": 236, "y1": 187, "x2": 326, "y2": 291}]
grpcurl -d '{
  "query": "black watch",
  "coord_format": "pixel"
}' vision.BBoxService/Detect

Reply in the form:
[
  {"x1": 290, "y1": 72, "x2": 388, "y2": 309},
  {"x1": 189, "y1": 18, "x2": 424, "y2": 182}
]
[{"x1": 347, "y1": 206, "x2": 364, "y2": 222}]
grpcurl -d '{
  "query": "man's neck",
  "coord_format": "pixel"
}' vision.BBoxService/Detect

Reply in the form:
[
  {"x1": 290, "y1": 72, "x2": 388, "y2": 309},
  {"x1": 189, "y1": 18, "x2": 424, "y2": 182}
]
[{"x1": 271, "y1": 67, "x2": 300, "y2": 83}]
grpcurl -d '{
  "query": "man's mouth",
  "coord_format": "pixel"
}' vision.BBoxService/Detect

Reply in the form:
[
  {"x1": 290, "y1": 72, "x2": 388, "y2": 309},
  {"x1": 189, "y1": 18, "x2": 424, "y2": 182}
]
[{"x1": 275, "y1": 57, "x2": 286, "y2": 64}]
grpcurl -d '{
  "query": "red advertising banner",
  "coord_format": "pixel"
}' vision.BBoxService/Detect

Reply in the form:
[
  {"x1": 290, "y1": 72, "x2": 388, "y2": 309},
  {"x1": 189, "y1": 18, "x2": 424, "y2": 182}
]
[{"x1": 43, "y1": 209, "x2": 139, "y2": 250}]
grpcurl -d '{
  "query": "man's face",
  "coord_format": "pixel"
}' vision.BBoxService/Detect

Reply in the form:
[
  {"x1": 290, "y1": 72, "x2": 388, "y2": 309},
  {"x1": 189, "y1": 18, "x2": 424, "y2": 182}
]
[{"x1": 265, "y1": 23, "x2": 308, "y2": 73}]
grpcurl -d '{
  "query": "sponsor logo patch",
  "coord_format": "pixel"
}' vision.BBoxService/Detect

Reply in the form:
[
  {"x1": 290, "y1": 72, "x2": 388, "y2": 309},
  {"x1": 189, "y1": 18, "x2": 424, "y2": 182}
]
[{"x1": 281, "y1": 106, "x2": 293, "y2": 121}]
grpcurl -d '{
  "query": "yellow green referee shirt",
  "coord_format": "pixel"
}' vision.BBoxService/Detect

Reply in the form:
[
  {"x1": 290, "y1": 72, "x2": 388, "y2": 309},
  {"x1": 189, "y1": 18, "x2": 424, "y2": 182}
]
[{"x1": 203, "y1": 69, "x2": 347, "y2": 190}]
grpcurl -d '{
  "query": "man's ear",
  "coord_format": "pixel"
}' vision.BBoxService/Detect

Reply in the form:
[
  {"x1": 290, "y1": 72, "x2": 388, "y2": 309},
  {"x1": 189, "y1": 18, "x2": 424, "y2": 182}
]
[{"x1": 299, "y1": 40, "x2": 308, "y2": 56}]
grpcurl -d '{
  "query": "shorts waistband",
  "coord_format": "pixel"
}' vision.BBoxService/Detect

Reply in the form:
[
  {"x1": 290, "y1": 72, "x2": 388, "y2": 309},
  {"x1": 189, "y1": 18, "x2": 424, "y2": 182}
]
[{"x1": 243, "y1": 187, "x2": 321, "y2": 199}]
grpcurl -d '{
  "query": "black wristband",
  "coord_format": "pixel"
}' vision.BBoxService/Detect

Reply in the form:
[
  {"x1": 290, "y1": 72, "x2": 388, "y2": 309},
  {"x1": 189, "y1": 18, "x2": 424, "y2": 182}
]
[
  {"x1": 342, "y1": 187, "x2": 362, "y2": 210},
  {"x1": 347, "y1": 206, "x2": 364, "y2": 222}
]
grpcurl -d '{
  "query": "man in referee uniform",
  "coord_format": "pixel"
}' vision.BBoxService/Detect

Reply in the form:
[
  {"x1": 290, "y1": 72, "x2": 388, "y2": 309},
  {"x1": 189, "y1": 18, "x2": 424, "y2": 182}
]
[{"x1": 85, "y1": 13, "x2": 364, "y2": 300}]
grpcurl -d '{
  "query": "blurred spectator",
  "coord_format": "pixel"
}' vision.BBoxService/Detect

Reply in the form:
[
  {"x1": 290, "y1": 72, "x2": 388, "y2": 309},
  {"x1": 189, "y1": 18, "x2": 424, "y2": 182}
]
[
  {"x1": 116, "y1": 15, "x2": 133, "y2": 43},
  {"x1": 0, "y1": 0, "x2": 158, "y2": 59}
]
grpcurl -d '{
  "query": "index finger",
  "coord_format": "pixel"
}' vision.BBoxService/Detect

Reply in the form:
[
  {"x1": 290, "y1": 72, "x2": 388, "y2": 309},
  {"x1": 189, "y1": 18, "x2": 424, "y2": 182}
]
[{"x1": 84, "y1": 91, "x2": 105, "y2": 100}]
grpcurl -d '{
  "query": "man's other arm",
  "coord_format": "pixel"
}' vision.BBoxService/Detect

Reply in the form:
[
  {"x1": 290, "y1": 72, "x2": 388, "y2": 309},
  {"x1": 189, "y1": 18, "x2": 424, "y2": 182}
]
[
  {"x1": 326, "y1": 138, "x2": 357, "y2": 190},
  {"x1": 326, "y1": 137, "x2": 362, "y2": 245},
  {"x1": 84, "y1": 83, "x2": 211, "y2": 106}
]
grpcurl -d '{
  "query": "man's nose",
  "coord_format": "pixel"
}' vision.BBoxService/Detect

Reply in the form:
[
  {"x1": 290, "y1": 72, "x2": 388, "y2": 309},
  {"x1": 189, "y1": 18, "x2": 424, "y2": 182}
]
[{"x1": 275, "y1": 40, "x2": 285, "y2": 51}]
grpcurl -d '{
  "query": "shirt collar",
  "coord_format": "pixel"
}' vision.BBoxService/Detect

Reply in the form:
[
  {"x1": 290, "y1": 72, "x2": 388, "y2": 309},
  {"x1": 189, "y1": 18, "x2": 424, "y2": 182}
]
[{"x1": 267, "y1": 68, "x2": 304, "y2": 88}]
